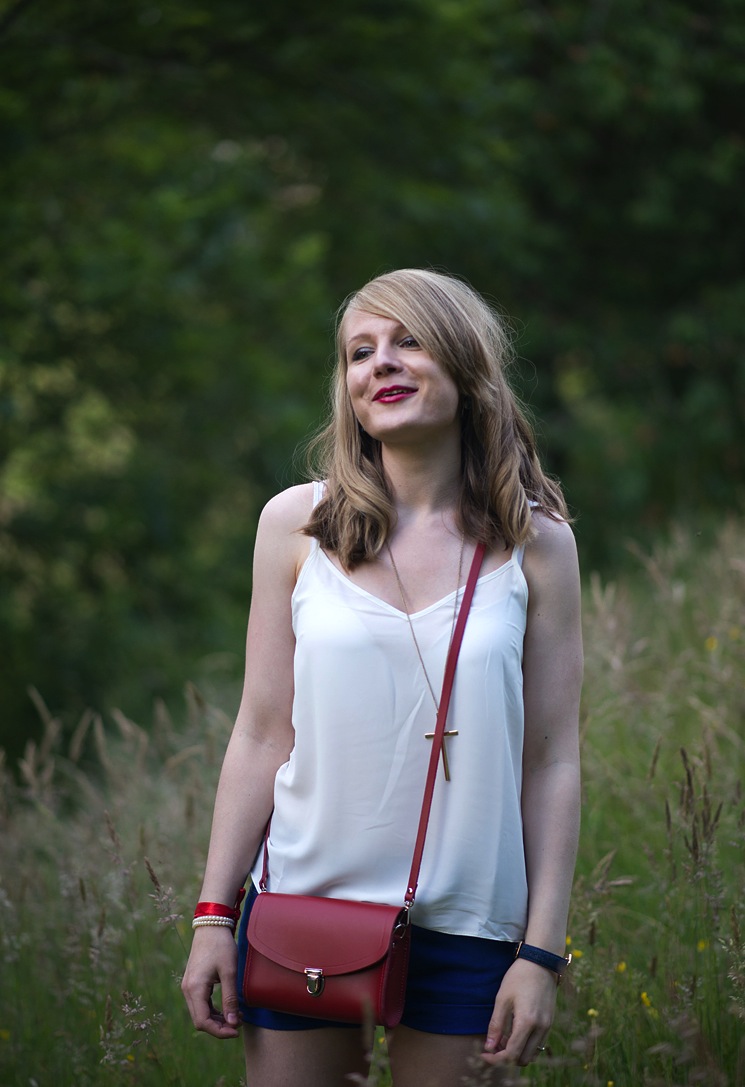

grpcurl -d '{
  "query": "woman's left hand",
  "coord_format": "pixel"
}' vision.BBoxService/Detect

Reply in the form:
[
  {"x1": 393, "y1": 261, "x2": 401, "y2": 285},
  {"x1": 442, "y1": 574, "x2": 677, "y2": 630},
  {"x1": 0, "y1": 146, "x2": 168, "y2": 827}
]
[{"x1": 480, "y1": 958, "x2": 558, "y2": 1067}]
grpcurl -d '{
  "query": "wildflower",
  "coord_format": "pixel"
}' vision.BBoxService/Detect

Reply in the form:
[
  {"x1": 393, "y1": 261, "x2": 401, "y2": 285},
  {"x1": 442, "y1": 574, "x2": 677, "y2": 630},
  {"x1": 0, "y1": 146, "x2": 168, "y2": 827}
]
[
  {"x1": 572, "y1": 948, "x2": 584, "y2": 959},
  {"x1": 587, "y1": 1008, "x2": 599, "y2": 1017},
  {"x1": 615, "y1": 961, "x2": 627, "y2": 973},
  {"x1": 704, "y1": 636, "x2": 718, "y2": 652},
  {"x1": 608, "y1": 1082, "x2": 615, "y2": 1086},
  {"x1": 566, "y1": 936, "x2": 572, "y2": 947},
  {"x1": 0, "y1": 1029, "x2": 10, "y2": 1041},
  {"x1": 697, "y1": 939, "x2": 708, "y2": 952},
  {"x1": 728, "y1": 626, "x2": 741, "y2": 640},
  {"x1": 640, "y1": 991, "x2": 652, "y2": 1007}
]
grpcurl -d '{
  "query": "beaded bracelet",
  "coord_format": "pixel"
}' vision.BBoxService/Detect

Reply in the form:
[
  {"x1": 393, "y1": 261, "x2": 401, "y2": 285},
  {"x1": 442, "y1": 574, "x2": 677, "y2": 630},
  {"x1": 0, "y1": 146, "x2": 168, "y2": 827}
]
[{"x1": 192, "y1": 915, "x2": 237, "y2": 931}]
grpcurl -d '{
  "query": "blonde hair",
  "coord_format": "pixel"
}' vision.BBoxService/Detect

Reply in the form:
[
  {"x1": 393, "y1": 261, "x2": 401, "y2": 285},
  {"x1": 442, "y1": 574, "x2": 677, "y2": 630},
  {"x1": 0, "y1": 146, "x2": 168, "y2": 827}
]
[{"x1": 303, "y1": 268, "x2": 567, "y2": 567}]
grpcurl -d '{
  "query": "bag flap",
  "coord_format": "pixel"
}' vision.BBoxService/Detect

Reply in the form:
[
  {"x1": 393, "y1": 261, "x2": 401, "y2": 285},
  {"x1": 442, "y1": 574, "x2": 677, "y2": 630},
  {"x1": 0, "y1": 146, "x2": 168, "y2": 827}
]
[{"x1": 247, "y1": 893, "x2": 405, "y2": 976}]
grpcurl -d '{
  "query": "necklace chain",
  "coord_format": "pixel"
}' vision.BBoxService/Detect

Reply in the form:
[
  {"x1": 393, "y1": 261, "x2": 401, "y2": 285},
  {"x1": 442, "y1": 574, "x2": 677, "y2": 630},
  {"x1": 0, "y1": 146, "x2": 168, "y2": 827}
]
[{"x1": 386, "y1": 533, "x2": 465, "y2": 712}]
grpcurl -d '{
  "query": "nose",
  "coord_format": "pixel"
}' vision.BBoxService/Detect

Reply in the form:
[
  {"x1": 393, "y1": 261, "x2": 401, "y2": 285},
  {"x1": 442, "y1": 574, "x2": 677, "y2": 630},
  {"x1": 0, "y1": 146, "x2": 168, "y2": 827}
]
[{"x1": 373, "y1": 340, "x2": 403, "y2": 374}]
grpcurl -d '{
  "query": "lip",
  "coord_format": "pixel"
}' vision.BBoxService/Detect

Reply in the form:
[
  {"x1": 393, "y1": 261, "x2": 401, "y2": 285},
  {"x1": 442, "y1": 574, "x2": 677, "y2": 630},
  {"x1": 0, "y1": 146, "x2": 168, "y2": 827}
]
[{"x1": 373, "y1": 385, "x2": 417, "y2": 403}]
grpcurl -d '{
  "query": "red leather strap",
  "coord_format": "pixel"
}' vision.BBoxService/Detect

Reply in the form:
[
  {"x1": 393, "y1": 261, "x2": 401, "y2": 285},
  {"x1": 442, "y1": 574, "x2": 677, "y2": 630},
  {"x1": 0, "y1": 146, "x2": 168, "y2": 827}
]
[
  {"x1": 259, "y1": 542, "x2": 486, "y2": 904},
  {"x1": 259, "y1": 816, "x2": 271, "y2": 892},
  {"x1": 404, "y1": 542, "x2": 486, "y2": 906}
]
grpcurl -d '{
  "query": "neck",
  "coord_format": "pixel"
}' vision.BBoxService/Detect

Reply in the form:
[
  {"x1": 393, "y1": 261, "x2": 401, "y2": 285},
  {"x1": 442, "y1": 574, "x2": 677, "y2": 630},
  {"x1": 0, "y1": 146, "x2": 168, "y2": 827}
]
[{"x1": 380, "y1": 434, "x2": 462, "y2": 520}]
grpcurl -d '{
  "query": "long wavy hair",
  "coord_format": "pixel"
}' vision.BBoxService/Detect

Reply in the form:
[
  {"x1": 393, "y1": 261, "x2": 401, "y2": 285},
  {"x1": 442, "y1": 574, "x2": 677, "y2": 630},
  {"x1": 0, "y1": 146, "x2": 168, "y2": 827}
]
[{"x1": 303, "y1": 268, "x2": 567, "y2": 568}]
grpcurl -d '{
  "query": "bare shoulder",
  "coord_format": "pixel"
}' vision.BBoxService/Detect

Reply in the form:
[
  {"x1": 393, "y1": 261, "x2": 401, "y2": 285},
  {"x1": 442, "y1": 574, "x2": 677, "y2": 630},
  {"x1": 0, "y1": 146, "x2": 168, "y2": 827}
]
[
  {"x1": 522, "y1": 512, "x2": 580, "y2": 596},
  {"x1": 258, "y1": 482, "x2": 316, "y2": 533},
  {"x1": 254, "y1": 482, "x2": 316, "y2": 578}
]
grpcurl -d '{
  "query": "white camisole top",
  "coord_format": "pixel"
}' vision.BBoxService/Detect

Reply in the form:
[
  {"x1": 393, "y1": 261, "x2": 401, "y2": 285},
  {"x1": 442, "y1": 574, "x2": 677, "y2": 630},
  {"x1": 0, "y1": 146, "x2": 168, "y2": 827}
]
[{"x1": 251, "y1": 483, "x2": 529, "y2": 941}]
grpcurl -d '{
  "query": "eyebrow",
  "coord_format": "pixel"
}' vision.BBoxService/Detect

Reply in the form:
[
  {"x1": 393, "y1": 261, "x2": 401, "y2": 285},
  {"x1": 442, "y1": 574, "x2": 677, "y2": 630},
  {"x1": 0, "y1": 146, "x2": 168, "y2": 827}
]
[{"x1": 345, "y1": 322, "x2": 407, "y2": 348}]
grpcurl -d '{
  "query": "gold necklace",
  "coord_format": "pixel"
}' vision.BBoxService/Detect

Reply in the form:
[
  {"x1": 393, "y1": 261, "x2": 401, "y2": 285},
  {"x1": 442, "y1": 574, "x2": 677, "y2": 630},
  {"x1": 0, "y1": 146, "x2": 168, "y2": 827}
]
[{"x1": 386, "y1": 532, "x2": 465, "y2": 780}]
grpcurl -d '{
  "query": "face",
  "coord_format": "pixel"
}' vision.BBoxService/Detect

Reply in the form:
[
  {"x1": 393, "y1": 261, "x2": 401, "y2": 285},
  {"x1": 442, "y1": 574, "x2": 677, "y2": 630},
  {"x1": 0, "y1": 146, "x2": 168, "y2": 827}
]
[{"x1": 343, "y1": 310, "x2": 461, "y2": 447}]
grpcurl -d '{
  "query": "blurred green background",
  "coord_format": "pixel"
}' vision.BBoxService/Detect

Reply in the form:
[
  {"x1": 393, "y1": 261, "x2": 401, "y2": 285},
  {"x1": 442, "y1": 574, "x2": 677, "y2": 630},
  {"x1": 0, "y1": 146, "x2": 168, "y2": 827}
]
[{"x1": 2, "y1": 0, "x2": 743, "y2": 757}]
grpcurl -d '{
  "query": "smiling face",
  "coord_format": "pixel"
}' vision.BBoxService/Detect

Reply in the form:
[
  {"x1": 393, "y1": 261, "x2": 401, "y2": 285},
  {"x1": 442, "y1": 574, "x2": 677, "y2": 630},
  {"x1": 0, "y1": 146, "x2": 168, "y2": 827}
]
[{"x1": 342, "y1": 309, "x2": 461, "y2": 448}]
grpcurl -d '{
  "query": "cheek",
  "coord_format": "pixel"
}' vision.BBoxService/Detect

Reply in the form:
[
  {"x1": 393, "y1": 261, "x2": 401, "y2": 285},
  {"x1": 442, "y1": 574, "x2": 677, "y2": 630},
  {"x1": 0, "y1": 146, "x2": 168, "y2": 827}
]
[
  {"x1": 345, "y1": 368, "x2": 366, "y2": 403},
  {"x1": 440, "y1": 378, "x2": 461, "y2": 418},
  {"x1": 344, "y1": 372, "x2": 368, "y2": 424},
  {"x1": 430, "y1": 362, "x2": 460, "y2": 409}
]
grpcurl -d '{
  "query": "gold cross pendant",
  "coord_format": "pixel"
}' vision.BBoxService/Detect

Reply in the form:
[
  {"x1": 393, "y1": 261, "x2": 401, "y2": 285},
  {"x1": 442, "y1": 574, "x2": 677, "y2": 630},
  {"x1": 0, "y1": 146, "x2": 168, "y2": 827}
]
[{"x1": 424, "y1": 729, "x2": 459, "y2": 781}]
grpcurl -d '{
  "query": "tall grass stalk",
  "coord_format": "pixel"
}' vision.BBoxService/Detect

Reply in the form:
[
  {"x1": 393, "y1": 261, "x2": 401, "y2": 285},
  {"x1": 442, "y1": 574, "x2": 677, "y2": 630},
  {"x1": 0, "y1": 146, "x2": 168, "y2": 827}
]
[{"x1": 1, "y1": 522, "x2": 743, "y2": 1086}]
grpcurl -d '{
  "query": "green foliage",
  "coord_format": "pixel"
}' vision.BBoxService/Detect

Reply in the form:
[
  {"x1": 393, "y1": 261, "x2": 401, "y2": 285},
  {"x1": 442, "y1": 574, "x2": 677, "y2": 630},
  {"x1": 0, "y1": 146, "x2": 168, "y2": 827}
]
[
  {"x1": 1, "y1": 0, "x2": 743, "y2": 750},
  {"x1": 1, "y1": 524, "x2": 743, "y2": 1085}
]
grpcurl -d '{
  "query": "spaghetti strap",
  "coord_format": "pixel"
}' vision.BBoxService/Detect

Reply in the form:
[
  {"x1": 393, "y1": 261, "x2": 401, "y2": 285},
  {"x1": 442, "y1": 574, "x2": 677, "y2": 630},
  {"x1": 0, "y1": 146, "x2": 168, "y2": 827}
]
[
  {"x1": 515, "y1": 497, "x2": 540, "y2": 566},
  {"x1": 306, "y1": 481, "x2": 326, "y2": 556}
]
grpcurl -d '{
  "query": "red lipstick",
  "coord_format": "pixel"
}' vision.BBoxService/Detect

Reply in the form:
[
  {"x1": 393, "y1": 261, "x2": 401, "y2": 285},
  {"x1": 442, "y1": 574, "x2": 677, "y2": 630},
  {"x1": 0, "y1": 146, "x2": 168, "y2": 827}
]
[{"x1": 373, "y1": 385, "x2": 417, "y2": 403}]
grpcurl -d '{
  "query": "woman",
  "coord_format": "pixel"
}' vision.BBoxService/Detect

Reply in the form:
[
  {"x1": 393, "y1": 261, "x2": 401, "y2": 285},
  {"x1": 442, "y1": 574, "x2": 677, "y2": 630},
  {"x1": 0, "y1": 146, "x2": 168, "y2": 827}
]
[{"x1": 181, "y1": 268, "x2": 583, "y2": 1086}]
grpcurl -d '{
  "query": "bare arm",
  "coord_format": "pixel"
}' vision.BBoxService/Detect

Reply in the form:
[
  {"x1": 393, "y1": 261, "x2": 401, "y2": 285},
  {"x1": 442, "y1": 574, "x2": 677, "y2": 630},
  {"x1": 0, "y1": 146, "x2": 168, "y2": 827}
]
[
  {"x1": 483, "y1": 515, "x2": 583, "y2": 1067},
  {"x1": 180, "y1": 483, "x2": 314, "y2": 1039}
]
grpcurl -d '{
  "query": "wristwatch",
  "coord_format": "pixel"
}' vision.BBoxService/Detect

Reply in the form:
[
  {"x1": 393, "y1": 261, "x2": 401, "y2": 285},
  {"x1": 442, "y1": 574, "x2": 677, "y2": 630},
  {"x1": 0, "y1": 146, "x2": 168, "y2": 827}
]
[{"x1": 515, "y1": 941, "x2": 572, "y2": 983}]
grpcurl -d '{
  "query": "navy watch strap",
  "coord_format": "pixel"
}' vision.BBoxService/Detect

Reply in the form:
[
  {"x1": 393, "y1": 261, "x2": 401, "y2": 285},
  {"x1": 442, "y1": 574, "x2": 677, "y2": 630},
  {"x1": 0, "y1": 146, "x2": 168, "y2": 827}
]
[{"x1": 516, "y1": 941, "x2": 572, "y2": 980}]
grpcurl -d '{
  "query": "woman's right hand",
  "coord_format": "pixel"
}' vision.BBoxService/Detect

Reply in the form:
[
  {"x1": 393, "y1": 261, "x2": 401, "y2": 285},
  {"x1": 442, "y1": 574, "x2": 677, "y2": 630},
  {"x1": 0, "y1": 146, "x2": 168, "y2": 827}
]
[{"x1": 181, "y1": 927, "x2": 242, "y2": 1039}]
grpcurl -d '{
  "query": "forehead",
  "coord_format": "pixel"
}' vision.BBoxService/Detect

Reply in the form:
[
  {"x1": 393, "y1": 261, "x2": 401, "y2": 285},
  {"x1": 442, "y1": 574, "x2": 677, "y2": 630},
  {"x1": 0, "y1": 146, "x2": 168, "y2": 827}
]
[{"x1": 341, "y1": 310, "x2": 406, "y2": 345}]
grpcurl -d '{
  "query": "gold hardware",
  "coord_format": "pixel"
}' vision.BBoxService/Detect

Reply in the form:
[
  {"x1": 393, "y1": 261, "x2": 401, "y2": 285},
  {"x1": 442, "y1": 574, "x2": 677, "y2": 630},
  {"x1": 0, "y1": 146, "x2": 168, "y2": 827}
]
[
  {"x1": 424, "y1": 729, "x2": 459, "y2": 781},
  {"x1": 305, "y1": 967, "x2": 325, "y2": 996}
]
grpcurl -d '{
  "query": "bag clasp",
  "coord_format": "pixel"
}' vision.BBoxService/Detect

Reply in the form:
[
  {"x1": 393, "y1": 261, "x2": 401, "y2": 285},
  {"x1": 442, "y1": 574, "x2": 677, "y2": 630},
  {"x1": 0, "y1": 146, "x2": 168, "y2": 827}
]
[{"x1": 304, "y1": 967, "x2": 325, "y2": 996}]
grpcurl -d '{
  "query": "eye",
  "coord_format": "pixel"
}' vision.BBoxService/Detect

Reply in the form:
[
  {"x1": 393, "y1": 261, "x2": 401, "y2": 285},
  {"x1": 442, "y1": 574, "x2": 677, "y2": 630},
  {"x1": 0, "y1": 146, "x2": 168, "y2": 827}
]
[
  {"x1": 349, "y1": 345, "x2": 373, "y2": 363},
  {"x1": 400, "y1": 335, "x2": 420, "y2": 349}
]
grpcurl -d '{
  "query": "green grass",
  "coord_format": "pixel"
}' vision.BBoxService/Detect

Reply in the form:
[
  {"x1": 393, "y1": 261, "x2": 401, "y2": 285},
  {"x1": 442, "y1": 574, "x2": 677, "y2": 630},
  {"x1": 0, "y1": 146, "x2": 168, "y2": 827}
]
[{"x1": 1, "y1": 521, "x2": 744, "y2": 1086}]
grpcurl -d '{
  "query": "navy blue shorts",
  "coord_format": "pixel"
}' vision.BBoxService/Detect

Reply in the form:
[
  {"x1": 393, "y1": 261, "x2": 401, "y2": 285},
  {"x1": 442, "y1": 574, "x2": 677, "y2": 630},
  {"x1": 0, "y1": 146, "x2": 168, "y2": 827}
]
[{"x1": 236, "y1": 883, "x2": 518, "y2": 1035}]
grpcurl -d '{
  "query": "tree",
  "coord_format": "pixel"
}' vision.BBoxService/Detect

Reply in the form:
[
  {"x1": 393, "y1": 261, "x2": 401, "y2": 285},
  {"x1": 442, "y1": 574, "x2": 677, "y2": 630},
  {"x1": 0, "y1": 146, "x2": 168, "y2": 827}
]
[{"x1": 1, "y1": 0, "x2": 743, "y2": 754}]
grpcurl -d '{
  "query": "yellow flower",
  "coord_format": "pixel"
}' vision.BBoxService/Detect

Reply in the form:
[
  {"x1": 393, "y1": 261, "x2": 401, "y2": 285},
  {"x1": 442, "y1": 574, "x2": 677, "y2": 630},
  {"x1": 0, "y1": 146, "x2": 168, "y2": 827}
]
[
  {"x1": 0, "y1": 1029, "x2": 10, "y2": 1042},
  {"x1": 126, "y1": 1054, "x2": 135, "y2": 1063},
  {"x1": 573, "y1": 948, "x2": 584, "y2": 959},
  {"x1": 728, "y1": 626, "x2": 741, "y2": 640},
  {"x1": 697, "y1": 939, "x2": 709, "y2": 952},
  {"x1": 704, "y1": 636, "x2": 718, "y2": 652},
  {"x1": 587, "y1": 1008, "x2": 599, "y2": 1017},
  {"x1": 641, "y1": 991, "x2": 652, "y2": 1007},
  {"x1": 607, "y1": 1081, "x2": 615, "y2": 1086},
  {"x1": 566, "y1": 936, "x2": 572, "y2": 947},
  {"x1": 616, "y1": 960, "x2": 627, "y2": 973}
]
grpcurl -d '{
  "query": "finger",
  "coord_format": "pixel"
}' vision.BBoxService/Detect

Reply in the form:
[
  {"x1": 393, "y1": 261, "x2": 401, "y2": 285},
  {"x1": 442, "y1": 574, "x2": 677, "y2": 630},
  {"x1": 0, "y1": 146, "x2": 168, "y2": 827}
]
[
  {"x1": 185, "y1": 979, "x2": 241, "y2": 1040},
  {"x1": 508, "y1": 1025, "x2": 551, "y2": 1068},
  {"x1": 217, "y1": 964, "x2": 241, "y2": 1030},
  {"x1": 205, "y1": 997, "x2": 242, "y2": 1040},
  {"x1": 482, "y1": 1003, "x2": 511, "y2": 1057},
  {"x1": 483, "y1": 1014, "x2": 539, "y2": 1066},
  {"x1": 517, "y1": 1033, "x2": 549, "y2": 1067},
  {"x1": 199, "y1": 998, "x2": 242, "y2": 1040}
]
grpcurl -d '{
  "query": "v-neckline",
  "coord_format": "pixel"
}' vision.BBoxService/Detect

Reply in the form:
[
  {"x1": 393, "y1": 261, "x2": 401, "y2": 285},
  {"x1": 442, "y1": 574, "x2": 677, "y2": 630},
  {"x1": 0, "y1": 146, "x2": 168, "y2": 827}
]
[{"x1": 316, "y1": 546, "x2": 516, "y2": 619}]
